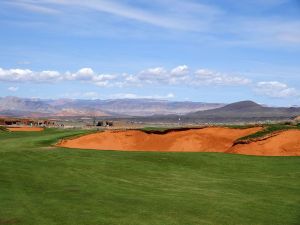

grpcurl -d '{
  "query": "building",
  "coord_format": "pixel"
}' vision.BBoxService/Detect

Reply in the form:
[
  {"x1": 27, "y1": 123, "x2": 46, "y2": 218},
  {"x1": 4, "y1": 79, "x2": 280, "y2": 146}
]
[
  {"x1": 96, "y1": 121, "x2": 114, "y2": 127},
  {"x1": 0, "y1": 118, "x2": 55, "y2": 127}
]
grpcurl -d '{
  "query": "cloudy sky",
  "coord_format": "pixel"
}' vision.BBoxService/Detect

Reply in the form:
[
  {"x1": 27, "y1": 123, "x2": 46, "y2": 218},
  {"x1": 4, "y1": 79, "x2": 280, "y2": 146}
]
[{"x1": 0, "y1": 0, "x2": 300, "y2": 105}]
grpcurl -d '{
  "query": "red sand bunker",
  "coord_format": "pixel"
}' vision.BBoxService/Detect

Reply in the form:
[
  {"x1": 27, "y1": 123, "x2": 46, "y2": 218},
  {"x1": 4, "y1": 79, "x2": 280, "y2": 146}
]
[
  {"x1": 58, "y1": 127, "x2": 268, "y2": 153},
  {"x1": 228, "y1": 130, "x2": 300, "y2": 156},
  {"x1": 7, "y1": 127, "x2": 44, "y2": 132}
]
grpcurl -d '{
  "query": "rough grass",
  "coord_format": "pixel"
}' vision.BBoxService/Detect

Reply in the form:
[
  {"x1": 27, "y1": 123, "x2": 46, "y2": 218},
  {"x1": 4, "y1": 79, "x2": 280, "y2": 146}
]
[
  {"x1": 237, "y1": 123, "x2": 300, "y2": 142},
  {"x1": 0, "y1": 126, "x2": 8, "y2": 132},
  {"x1": 141, "y1": 127, "x2": 176, "y2": 132},
  {"x1": 224, "y1": 124, "x2": 259, "y2": 129},
  {"x1": 0, "y1": 128, "x2": 299, "y2": 225},
  {"x1": 141, "y1": 124, "x2": 257, "y2": 133}
]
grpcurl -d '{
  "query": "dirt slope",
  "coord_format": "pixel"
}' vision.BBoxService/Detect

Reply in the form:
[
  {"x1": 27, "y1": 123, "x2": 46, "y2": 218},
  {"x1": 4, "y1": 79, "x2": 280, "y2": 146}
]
[
  {"x1": 58, "y1": 127, "x2": 261, "y2": 153},
  {"x1": 228, "y1": 130, "x2": 300, "y2": 156}
]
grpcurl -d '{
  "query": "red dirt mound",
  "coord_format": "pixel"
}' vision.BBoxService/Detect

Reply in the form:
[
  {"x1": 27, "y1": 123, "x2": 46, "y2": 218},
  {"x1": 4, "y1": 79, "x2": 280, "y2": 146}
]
[
  {"x1": 7, "y1": 127, "x2": 44, "y2": 132},
  {"x1": 227, "y1": 130, "x2": 300, "y2": 156},
  {"x1": 57, "y1": 127, "x2": 261, "y2": 153}
]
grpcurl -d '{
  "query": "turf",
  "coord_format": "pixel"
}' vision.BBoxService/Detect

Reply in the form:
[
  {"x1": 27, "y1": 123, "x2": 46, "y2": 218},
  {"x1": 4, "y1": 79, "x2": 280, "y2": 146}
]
[
  {"x1": 0, "y1": 126, "x2": 8, "y2": 132},
  {"x1": 0, "y1": 129, "x2": 299, "y2": 225},
  {"x1": 141, "y1": 126, "x2": 176, "y2": 132},
  {"x1": 237, "y1": 123, "x2": 300, "y2": 142}
]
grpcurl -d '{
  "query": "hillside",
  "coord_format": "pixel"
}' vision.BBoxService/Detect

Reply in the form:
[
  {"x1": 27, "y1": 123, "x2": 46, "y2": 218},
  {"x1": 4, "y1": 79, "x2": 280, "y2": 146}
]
[
  {"x1": 184, "y1": 100, "x2": 300, "y2": 122},
  {"x1": 135, "y1": 100, "x2": 300, "y2": 123}
]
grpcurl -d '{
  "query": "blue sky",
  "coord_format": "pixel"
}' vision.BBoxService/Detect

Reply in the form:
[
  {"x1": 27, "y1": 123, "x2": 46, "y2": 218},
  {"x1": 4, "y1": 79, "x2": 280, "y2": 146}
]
[{"x1": 0, "y1": 0, "x2": 300, "y2": 106}]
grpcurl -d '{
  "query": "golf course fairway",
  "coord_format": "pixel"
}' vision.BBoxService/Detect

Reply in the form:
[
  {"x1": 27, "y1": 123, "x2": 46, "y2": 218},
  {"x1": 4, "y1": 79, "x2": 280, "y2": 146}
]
[{"x1": 0, "y1": 129, "x2": 299, "y2": 225}]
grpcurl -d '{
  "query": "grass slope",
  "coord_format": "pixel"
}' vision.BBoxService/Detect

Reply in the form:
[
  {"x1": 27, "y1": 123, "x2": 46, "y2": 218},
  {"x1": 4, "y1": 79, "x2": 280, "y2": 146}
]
[
  {"x1": 0, "y1": 129, "x2": 299, "y2": 225},
  {"x1": 237, "y1": 123, "x2": 300, "y2": 143},
  {"x1": 0, "y1": 126, "x2": 8, "y2": 132}
]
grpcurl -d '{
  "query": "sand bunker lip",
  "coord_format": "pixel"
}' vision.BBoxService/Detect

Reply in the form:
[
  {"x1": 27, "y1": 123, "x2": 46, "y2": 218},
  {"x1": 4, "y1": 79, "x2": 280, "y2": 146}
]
[
  {"x1": 227, "y1": 130, "x2": 300, "y2": 156},
  {"x1": 7, "y1": 127, "x2": 44, "y2": 132},
  {"x1": 57, "y1": 126, "x2": 300, "y2": 156}
]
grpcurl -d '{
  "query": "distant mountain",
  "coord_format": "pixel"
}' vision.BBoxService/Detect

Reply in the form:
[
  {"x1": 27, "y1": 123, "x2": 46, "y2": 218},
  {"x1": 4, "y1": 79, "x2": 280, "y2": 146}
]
[
  {"x1": 184, "y1": 100, "x2": 300, "y2": 122},
  {"x1": 1, "y1": 97, "x2": 299, "y2": 122},
  {"x1": 0, "y1": 96, "x2": 56, "y2": 114},
  {"x1": 218, "y1": 101, "x2": 263, "y2": 111},
  {"x1": 0, "y1": 96, "x2": 224, "y2": 117},
  {"x1": 134, "y1": 100, "x2": 300, "y2": 123}
]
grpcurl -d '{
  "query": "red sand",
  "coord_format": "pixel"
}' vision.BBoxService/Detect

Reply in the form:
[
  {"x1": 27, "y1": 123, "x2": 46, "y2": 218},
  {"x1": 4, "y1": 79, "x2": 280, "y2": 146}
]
[
  {"x1": 58, "y1": 127, "x2": 263, "y2": 153},
  {"x1": 227, "y1": 130, "x2": 300, "y2": 156},
  {"x1": 7, "y1": 127, "x2": 44, "y2": 132}
]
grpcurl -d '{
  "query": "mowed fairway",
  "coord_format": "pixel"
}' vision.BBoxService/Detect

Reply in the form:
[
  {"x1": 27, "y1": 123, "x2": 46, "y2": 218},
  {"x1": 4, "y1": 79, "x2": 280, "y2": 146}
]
[{"x1": 0, "y1": 129, "x2": 299, "y2": 225}]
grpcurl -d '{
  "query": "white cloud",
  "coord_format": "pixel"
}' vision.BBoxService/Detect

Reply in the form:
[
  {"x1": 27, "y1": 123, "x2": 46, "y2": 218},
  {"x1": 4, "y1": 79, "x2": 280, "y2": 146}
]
[
  {"x1": 138, "y1": 67, "x2": 168, "y2": 84},
  {"x1": 8, "y1": 86, "x2": 19, "y2": 92},
  {"x1": 2, "y1": 66, "x2": 299, "y2": 100},
  {"x1": 111, "y1": 92, "x2": 175, "y2": 100},
  {"x1": 67, "y1": 68, "x2": 95, "y2": 81},
  {"x1": 255, "y1": 81, "x2": 299, "y2": 98},
  {"x1": 67, "y1": 68, "x2": 116, "y2": 86},
  {"x1": 171, "y1": 65, "x2": 189, "y2": 76},
  {"x1": 132, "y1": 65, "x2": 191, "y2": 86},
  {"x1": 0, "y1": 67, "x2": 116, "y2": 87},
  {"x1": 0, "y1": 68, "x2": 63, "y2": 82},
  {"x1": 0, "y1": 66, "x2": 252, "y2": 88},
  {"x1": 194, "y1": 69, "x2": 252, "y2": 86},
  {"x1": 93, "y1": 75, "x2": 116, "y2": 86}
]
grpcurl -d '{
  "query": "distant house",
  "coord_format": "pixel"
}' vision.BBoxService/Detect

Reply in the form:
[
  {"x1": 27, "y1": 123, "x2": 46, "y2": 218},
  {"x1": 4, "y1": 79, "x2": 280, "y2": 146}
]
[
  {"x1": 0, "y1": 118, "x2": 55, "y2": 127},
  {"x1": 96, "y1": 121, "x2": 113, "y2": 127}
]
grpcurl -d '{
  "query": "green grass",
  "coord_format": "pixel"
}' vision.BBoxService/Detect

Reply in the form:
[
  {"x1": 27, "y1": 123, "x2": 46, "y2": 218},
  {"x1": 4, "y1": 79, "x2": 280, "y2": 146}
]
[
  {"x1": 237, "y1": 123, "x2": 300, "y2": 142},
  {"x1": 141, "y1": 126, "x2": 176, "y2": 132},
  {"x1": 0, "y1": 126, "x2": 8, "y2": 132},
  {"x1": 0, "y1": 129, "x2": 299, "y2": 225},
  {"x1": 224, "y1": 124, "x2": 259, "y2": 129},
  {"x1": 140, "y1": 126, "x2": 203, "y2": 133}
]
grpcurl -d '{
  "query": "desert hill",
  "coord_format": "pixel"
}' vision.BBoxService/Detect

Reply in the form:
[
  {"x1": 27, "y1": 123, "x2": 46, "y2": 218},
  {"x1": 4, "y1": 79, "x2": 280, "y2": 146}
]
[
  {"x1": 182, "y1": 100, "x2": 300, "y2": 122},
  {"x1": 138, "y1": 100, "x2": 300, "y2": 123}
]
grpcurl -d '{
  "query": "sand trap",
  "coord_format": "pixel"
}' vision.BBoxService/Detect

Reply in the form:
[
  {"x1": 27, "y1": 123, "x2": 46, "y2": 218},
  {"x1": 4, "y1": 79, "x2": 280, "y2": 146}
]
[
  {"x1": 227, "y1": 130, "x2": 300, "y2": 156},
  {"x1": 58, "y1": 127, "x2": 262, "y2": 153},
  {"x1": 7, "y1": 127, "x2": 44, "y2": 132}
]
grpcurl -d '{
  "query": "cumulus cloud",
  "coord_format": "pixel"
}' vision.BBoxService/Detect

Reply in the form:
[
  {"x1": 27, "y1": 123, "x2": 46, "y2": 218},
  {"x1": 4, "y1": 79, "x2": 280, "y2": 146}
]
[
  {"x1": 255, "y1": 81, "x2": 299, "y2": 98},
  {"x1": 3, "y1": 66, "x2": 299, "y2": 100},
  {"x1": 0, "y1": 68, "x2": 62, "y2": 82},
  {"x1": 111, "y1": 92, "x2": 175, "y2": 100},
  {"x1": 0, "y1": 67, "x2": 116, "y2": 86},
  {"x1": 194, "y1": 69, "x2": 251, "y2": 86},
  {"x1": 171, "y1": 65, "x2": 189, "y2": 76},
  {"x1": 138, "y1": 67, "x2": 168, "y2": 84},
  {"x1": 117, "y1": 65, "x2": 191, "y2": 86},
  {"x1": 67, "y1": 68, "x2": 95, "y2": 81},
  {"x1": 8, "y1": 86, "x2": 19, "y2": 92},
  {"x1": 66, "y1": 68, "x2": 116, "y2": 86},
  {"x1": 0, "y1": 66, "x2": 251, "y2": 88}
]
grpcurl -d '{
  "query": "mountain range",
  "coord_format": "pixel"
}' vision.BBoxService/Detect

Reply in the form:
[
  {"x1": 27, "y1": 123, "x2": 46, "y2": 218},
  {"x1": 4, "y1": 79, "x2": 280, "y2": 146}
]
[
  {"x1": 0, "y1": 96, "x2": 224, "y2": 117},
  {"x1": 1, "y1": 97, "x2": 299, "y2": 123},
  {"x1": 184, "y1": 101, "x2": 300, "y2": 122}
]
